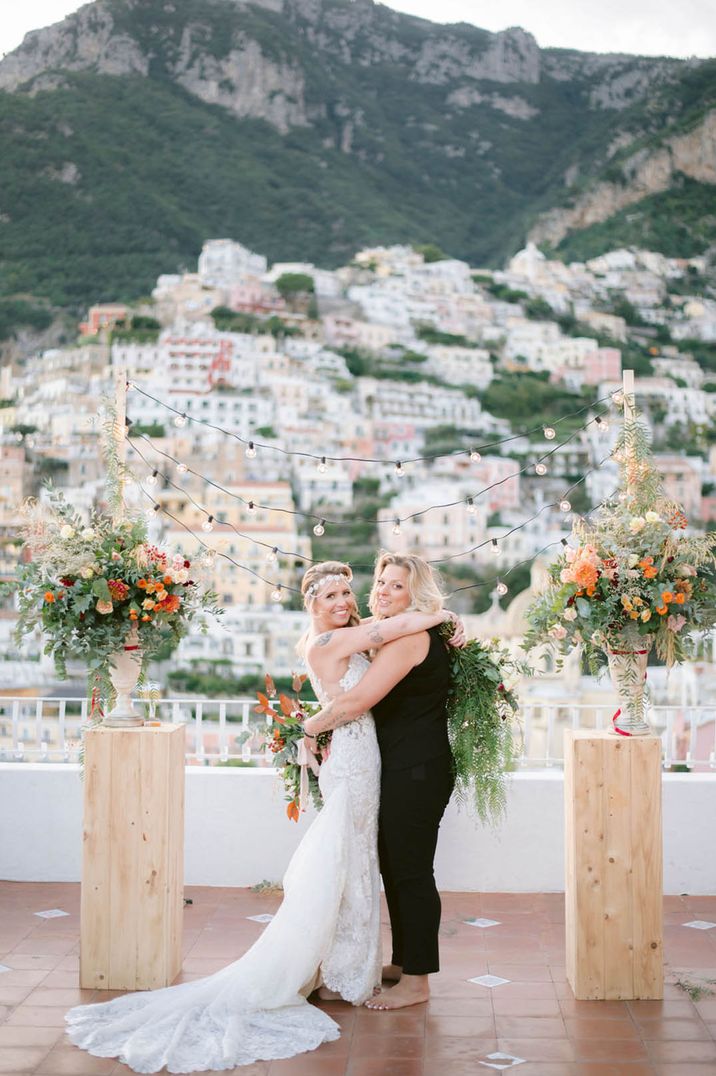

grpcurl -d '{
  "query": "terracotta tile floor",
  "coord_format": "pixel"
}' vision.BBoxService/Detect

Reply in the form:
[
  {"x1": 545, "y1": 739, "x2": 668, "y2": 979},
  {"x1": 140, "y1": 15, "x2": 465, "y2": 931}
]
[{"x1": 0, "y1": 883, "x2": 715, "y2": 1075}]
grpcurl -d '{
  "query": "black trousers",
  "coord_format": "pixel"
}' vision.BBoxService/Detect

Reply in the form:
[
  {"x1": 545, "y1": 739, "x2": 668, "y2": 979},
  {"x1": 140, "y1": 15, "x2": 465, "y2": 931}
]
[{"x1": 378, "y1": 752, "x2": 455, "y2": 976}]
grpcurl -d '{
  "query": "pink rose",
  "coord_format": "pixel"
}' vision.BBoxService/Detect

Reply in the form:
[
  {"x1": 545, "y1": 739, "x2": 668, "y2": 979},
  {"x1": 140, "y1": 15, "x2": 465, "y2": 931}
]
[
  {"x1": 96, "y1": 599, "x2": 114, "y2": 615},
  {"x1": 667, "y1": 614, "x2": 686, "y2": 633},
  {"x1": 549, "y1": 624, "x2": 567, "y2": 640}
]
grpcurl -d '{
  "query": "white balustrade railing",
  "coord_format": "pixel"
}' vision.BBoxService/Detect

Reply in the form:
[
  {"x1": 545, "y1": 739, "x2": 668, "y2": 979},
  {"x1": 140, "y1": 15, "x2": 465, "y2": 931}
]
[{"x1": 1, "y1": 696, "x2": 714, "y2": 770}]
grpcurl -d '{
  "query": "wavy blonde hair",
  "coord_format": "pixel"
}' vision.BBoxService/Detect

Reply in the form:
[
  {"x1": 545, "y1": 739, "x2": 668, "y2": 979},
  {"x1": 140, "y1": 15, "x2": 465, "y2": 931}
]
[
  {"x1": 368, "y1": 551, "x2": 444, "y2": 617},
  {"x1": 296, "y1": 561, "x2": 360, "y2": 657}
]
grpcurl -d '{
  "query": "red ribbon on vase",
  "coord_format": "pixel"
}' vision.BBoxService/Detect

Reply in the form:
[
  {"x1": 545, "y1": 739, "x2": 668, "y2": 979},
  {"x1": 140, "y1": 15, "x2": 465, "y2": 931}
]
[{"x1": 608, "y1": 648, "x2": 648, "y2": 737}]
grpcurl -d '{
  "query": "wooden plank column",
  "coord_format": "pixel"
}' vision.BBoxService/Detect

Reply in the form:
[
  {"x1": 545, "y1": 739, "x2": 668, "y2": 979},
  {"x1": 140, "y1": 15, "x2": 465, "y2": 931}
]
[
  {"x1": 80, "y1": 725, "x2": 185, "y2": 990},
  {"x1": 564, "y1": 730, "x2": 663, "y2": 1000}
]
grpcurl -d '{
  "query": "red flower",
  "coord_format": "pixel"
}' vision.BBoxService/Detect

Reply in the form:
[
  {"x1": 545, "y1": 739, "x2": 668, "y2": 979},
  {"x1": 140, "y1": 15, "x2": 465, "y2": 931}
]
[
  {"x1": 59, "y1": 576, "x2": 75, "y2": 587},
  {"x1": 108, "y1": 579, "x2": 130, "y2": 601}
]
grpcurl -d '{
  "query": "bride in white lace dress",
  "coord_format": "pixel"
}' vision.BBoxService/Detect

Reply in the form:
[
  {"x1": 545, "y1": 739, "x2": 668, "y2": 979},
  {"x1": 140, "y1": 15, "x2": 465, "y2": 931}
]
[{"x1": 65, "y1": 560, "x2": 452, "y2": 1074}]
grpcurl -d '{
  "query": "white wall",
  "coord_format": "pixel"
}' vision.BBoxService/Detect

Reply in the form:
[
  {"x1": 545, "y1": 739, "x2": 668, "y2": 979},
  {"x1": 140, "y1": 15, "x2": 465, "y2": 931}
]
[{"x1": 0, "y1": 765, "x2": 714, "y2": 894}]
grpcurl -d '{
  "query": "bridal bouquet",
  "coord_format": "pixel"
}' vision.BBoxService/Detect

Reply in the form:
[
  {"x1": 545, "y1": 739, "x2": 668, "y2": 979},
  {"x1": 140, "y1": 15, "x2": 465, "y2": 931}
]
[
  {"x1": 13, "y1": 488, "x2": 219, "y2": 690},
  {"x1": 255, "y1": 674, "x2": 331, "y2": 822},
  {"x1": 440, "y1": 624, "x2": 528, "y2": 824},
  {"x1": 524, "y1": 421, "x2": 716, "y2": 671}
]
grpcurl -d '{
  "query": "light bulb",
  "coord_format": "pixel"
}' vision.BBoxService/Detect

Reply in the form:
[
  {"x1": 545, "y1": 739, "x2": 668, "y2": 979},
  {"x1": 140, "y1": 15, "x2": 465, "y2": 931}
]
[
  {"x1": 317, "y1": 456, "x2": 327, "y2": 473},
  {"x1": 595, "y1": 415, "x2": 609, "y2": 432},
  {"x1": 202, "y1": 549, "x2": 217, "y2": 565},
  {"x1": 313, "y1": 519, "x2": 325, "y2": 537},
  {"x1": 490, "y1": 538, "x2": 501, "y2": 555},
  {"x1": 247, "y1": 501, "x2": 256, "y2": 514},
  {"x1": 466, "y1": 497, "x2": 476, "y2": 515},
  {"x1": 496, "y1": 580, "x2": 508, "y2": 596},
  {"x1": 271, "y1": 586, "x2": 283, "y2": 603},
  {"x1": 535, "y1": 462, "x2": 548, "y2": 476},
  {"x1": 266, "y1": 547, "x2": 278, "y2": 563},
  {"x1": 152, "y1": 503, "x2": 160, "y2": 514},
  {"x1": 560, "y1": 538, "x2": 569, "y2": 548},
  {"x1": 394, "y1": 461, "x2": 404, "y2": 477},
  {"x1": 146, "y1": 470, "x2": 158, "y2": 487},
  {"x1": 202, "y1": 515, "x2": 214, "y2": 533},
  {"x1": 177, "y1": 462, "x2": 188, "y2": 474},
  {"x1": 173, "y1": 413, "x2": 187, "y2": 428},
  {"x1": 559, "y1": 499, "x2": 571, "y2": 513},
  {"x1": 470, "y1": 449, "x2": 481, "y2": 462},
  {"x1": 392, "y1": 518, "x2": 402, "y2": 536},
  {"x1": 612, "y1": 391, "x2": 624, "y2": 406},
  {"x1": 245, "y1": 441, "x2": 256, "y2": 458},
  {"x1": 543, "y1": 426, "x2": 556, "y2": 440}
]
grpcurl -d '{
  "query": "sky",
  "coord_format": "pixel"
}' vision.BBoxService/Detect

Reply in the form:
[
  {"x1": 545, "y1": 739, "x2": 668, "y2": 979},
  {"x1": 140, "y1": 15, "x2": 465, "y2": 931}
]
[{"x1": 2, "y1": 0, "x2": 716, "y2": 59}]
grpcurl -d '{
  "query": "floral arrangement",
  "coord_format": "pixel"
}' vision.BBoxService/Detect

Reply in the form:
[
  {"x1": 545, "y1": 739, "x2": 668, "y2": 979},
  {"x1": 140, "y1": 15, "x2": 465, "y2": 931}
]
[
  {"x1": 524, "y1": 419, "x2": 716, "y2": 671},
  {"x1": 440, "y1": 623, "x2": 527, "y2": 824},
  {"x1": 13, "y1": 488, "x2": 219, "y2": 695},
  {"x1": 255, "y1": 674, "x2": 331, "y2": 822}
]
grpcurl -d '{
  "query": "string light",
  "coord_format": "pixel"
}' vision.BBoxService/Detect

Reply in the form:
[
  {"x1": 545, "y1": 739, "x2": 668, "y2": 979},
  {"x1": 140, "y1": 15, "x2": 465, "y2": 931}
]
[
  {"x1": 173, "y1": 413, "x2": 187, "y2": 428},
  {"x1": 202, "y1": 515, "x2": 215, "y2": 532},
  {"x1": 466, "y1": 497, "x2": 476, "y2": 514},
  {"x1": 266, "y1": 546, "x2": 278, "y2": 563},
  {"x1": 595, "y1": 415, "x2": 609, "y2": 432},
  {"x1": 535, "y1": 462, "x2": 548, "y2": 476},
  {"x1": 271, "y1": 585, "x2": 283, "y2": 602},
  {"x1": 392, "y1": 518, "x2": 402, "y2": 536},
  {"x1": 559, "y1": 499, "x2": 571, "y2": 512},
  {"x1": 245, "y1": 441, "x2": 257, "y2": 459},
  {"x1": 247, "y1": 501, "x2": 256, "y2": 513},
  {"x1": 469, "y1": 449, "x2": 482, "y2": 462},
  {"x1": 496, "y1": 580, "x2": 508, "y2": 596},
  {"x1": 146, "y1": 469, "x2": 159, "y2": 486},
  {"x1": 543, "y1": 426, "x2": 556, "y2": 440},
  {"x1": 317, "y1": 456, "x2": 327, "y2": 473},
  {"x1": 152, "y1": 503, "x2": 160, "y2": 513},
  {"x1": 177, "y1": 462, "x2": 188, "y2": 474},
  {"x1": 560, "y1": 538, "x2": 569, "y2": 547},
  {"x1": 394, "y1": 461, "x2": 405, "y2": 477},
  {"x1": 490, "y1": 538, "x2": 501, "y2": 555},
  {"x1": 313, "y1": 519, "x2": 326, "y2": 536},
  {"x1": 612, "y1": 391, "x2": 624, "y2": 406}
]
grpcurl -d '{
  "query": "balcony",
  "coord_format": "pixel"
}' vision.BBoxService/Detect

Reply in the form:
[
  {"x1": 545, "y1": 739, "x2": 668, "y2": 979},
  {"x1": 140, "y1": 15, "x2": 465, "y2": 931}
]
[{"x1": 0, "y1": 694, "x2": 715, "y2": 1074}]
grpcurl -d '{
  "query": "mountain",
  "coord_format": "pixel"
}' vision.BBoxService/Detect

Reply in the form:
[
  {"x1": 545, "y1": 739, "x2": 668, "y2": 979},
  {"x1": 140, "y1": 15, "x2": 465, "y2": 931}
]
[{"x1": 0, "y1": 0, "x2": 715, "y2": 311}]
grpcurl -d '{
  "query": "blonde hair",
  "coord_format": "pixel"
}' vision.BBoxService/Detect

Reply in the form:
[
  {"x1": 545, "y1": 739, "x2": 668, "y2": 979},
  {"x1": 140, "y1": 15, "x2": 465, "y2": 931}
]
[
  {"x1": 368, "y1": 551, "x2": 444, "y2": 617},
  {"x1": 296, "y1": 561, "x2": 360, "y2": 657}
]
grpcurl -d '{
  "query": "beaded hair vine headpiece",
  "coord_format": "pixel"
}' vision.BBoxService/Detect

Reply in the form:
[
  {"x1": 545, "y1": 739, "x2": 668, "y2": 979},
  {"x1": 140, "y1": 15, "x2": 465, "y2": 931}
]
[{"x1": 305, "y1": 573, "x2": 351, "y2": 599}]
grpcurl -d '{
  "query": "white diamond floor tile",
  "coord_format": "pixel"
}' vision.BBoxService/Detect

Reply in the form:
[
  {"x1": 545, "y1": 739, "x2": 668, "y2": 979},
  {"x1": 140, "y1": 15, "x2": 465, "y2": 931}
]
[
  {"x1": 468, "y1": 973, "x2": 511, "y2": 988},
  {"x1": 33, "y1": 909, "x2": 69, "y2": 919},
  {"x1": 246, "y1": 914, "x2": 274, "y2": 923},
  {"x1": 479, "y1": 1052, "x2": 526, "y2": 1071},
  {"x1": 465, "y1": 917, "x2": 501, "y2": 928},
  {"x1": 682, "y1": 920, "x2": 716, "y2": 930}
]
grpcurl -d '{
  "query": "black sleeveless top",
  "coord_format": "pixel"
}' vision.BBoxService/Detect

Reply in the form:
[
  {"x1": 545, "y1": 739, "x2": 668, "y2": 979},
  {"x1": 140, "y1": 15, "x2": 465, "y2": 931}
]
[{"x1": 372, "y1": 625, "x2": 452, "y2": 771}]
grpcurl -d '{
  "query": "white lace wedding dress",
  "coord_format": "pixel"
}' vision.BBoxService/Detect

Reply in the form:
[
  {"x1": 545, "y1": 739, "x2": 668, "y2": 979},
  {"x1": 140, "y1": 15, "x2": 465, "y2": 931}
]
[{"x1": 65, "y1": 653, "x2": 381, "y2": 1073}]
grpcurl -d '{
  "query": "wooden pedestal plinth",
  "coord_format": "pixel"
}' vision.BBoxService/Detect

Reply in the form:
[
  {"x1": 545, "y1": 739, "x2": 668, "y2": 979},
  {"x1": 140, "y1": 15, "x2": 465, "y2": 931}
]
[
  {"x1": 80, "y1": 725, "x2": 185, "y2": 991},
  {"x1": 564, "y1": 730, "x2": 663, "y2": 1000}
]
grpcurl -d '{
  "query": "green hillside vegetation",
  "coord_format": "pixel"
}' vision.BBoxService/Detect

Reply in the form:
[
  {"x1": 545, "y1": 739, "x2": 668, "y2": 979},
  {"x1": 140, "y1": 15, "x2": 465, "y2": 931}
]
[{"x1": 0, "y1": 0, "x2": 713, "y2": 309}]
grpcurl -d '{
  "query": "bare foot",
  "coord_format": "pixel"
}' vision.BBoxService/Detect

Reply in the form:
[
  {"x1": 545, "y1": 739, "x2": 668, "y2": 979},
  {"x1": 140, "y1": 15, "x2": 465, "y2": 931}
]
[
  {"x1": 365, "y1": 976, "x2": 429, "y2": 1010},
  {"x1": 317, "y1": 986, "x2": 342, "y2": 1001},
  {"x1": 382, "y1": 963, "x2": 402, "y2": 982}
]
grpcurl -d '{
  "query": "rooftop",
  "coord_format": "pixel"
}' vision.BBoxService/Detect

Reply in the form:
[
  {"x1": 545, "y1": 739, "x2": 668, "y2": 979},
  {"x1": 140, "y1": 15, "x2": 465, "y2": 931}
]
[{"x1": 1, "y1": 882, "x2": 715, "y2": 1075}]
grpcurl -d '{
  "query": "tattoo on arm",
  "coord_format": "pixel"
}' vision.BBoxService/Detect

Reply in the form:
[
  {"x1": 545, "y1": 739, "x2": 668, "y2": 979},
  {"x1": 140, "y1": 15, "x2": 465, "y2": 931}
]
[
  {"x1": 315, "y1": 632, "x2": 334, "y2": 647},
  {"x1": 367, "y1": 627, "x2": 384, "y2": 646}
]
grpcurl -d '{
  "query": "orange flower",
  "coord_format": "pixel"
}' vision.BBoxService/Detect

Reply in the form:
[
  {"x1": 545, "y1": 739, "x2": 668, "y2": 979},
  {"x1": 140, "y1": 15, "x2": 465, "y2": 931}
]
[
  {"x1": 145, "y1": 581, "x2": 156, "y2": 593},
  {"x1": 674, "y1": 592, "x2": 686, "y2": 604},
  {"x1": 662, "y1": 591, "x2": 674, "y2": 604},
  {"x1": 643, "y1": 566, "x2": 658, "y2": 579},
  {"x1": 629, "y1": 611, "x2": 639, "y2": 620},
  {"x1": 163, "y1": 575, "x2": 173, "y2": 586},
  {"x1": 586, "y1": 585, "x2": 596, "y2": 597},
  {"x1": 155, "y1": 589, "x2": 168, "y2": 602},
  {"x1": 129, "y1": 610, "x2": 139, "y2": 620},
  {"x1": 137, "y1": 579, "x2": 147, "y2": 589},
  {"x1": 639, "y1": 556, "x2": 654, "y2": 567},
  {"x1": 141, "y1": 614, "x2": 151, "y2": 622},
  {"x1": 573, "y1": 562, "x2": 598, "y2": 589},
  {"x1": 656, "y1": 605, "x2": 668, "y2": 616},
  {"x1": 675, "y1": 579, "x2": 693, "y2": 597},
  {"x1": 44, "y1": 591, "x2": 55, "y2": 603},
  {"x1": 157, "y1": 593, "x2": 181, "y2": 614}
]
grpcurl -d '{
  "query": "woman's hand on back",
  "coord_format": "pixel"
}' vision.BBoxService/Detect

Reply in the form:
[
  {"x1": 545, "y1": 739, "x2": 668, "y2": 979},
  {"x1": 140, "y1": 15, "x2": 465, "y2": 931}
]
[{"x1": 442, "y1": 610, "x2": 467, "y2": 649}]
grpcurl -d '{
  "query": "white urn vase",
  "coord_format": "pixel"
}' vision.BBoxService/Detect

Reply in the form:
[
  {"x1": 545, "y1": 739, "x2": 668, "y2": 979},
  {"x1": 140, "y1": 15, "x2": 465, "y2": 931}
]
[
  {"x1": 606, "y1": 634, "x2": 653, "y2": 736},
  {"x1": 103, "y1": 626, "x2": 144, "y2": 728}
]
